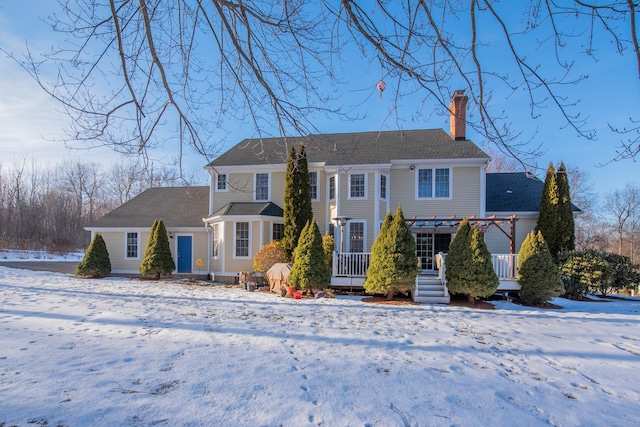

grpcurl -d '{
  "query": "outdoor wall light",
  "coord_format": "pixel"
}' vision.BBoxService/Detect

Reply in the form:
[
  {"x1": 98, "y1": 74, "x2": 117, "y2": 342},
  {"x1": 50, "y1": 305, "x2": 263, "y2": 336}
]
[{"x1": 409, "y1": 165, "x2": 415, "y2": 172}]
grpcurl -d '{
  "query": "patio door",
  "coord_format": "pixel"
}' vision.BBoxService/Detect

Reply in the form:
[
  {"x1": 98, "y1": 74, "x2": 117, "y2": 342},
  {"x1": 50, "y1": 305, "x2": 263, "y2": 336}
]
[
  {"x1": 177, "y1": 235, "x2": 192, "y2": 273},
  {"x1": 416, "y1": 233, "x2": 451, "y2": 273}
]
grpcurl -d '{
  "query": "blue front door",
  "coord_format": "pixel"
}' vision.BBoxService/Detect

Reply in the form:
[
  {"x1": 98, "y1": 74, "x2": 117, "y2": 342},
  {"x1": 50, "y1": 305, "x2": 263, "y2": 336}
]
[{"x1": 177, "y1": 236, "x2": 192, "y2": 273}]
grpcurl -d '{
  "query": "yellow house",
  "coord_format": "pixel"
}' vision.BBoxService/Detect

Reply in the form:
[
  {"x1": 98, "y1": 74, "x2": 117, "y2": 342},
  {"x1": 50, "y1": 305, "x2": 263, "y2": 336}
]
[{"x1": 87, "y1": 92, "x2": 560, "y2": 302}]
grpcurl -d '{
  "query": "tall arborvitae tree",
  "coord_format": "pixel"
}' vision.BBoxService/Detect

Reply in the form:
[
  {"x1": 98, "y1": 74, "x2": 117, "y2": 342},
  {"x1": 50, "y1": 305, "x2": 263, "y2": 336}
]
[
  {"x1": 282, "y1": 145, "x2": 298, "y2": 260},
  {"x1": 76, "y1": 233, "x2": 111, "y2": 278},
  {"x1": 364, "y1": 206, "x2": 419, "y2": 300},
  {"x1": 536, "y1": 163, "x2": 561, "y2": 259},
  {"x1": 140, "y1": 219, "x2": 175, "y2": 279},
  {"x1": 282, "y1": 144, "x2": 313, "y2": 262},
  {"x1": 556, "y1": 161, "x2": 576, "y2": 253},
  {"x1": 445, "y1": 218, "x2": 472, "y2": 292},
  {"x1": 518, "y1": 231, "x2": 564, "y2": 305},
  {"x1": 297, "y1": 143, "x2": 313, "y2": 236},
  {"x1": 289, "y1": 219, "x2": 331, "y2": 292}
]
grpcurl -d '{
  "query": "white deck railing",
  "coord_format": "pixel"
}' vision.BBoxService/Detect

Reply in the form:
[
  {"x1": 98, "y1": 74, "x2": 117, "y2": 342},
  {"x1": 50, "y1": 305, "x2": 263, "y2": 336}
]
[
  {"x1": 492, "y1": 254, "x2": 518, "y2": 280},
  {"x1": 332, "y1": 251, "x2": 518, "y2": 280},
  {"x1": 332, "y1": 252, "x2": 371, "y2": 277}
]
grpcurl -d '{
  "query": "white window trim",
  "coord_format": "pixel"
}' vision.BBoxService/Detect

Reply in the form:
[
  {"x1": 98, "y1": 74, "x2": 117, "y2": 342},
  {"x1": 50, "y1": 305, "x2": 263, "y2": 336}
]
[
  {"x1": 125, "y1": 231, "x2": 140, "y2": 260},
  {"x1": 348, "y1": 173, "x2": 368, "y2": 200},
  {"x1": 233, "y1": 221, "x2": 251, "y2": 259},
  {"x1": 415, "y1": 167, "x2": 453, "y2": 200},
  {"x1": 309, "y1": 171, "x2": 319, "y2": 202},
  {"x1": 348, "y1": 220, "x2": 367, "y2": 252},
  {"x1": 216, "y1": 173, "x2": 228, "y2": 192},
  {"x1": 254, "y1": 172, "x2": 270, "y2": 201}
]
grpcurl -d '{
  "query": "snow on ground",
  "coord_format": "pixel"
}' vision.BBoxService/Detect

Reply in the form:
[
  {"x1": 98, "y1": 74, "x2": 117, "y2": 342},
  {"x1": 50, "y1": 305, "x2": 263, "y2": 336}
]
[
  {"x1": 0, "y1": 250, "x2": 84, "y2": 261},
  {"x1": 1, "y1": 267, "x2": 640, "y2": 426}
]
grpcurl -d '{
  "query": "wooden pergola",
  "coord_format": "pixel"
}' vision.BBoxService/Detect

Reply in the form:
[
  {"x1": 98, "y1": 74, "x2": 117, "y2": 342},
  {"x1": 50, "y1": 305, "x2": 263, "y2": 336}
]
[{"x1": 405, "y1": 215, "x2": 519, "y2": 254}]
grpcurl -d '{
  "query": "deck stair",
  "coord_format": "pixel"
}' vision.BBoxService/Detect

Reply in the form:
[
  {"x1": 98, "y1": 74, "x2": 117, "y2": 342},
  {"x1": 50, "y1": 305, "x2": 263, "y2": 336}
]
[{"x1": 412, "y1": 274, "x2": 450, "y2": 304}]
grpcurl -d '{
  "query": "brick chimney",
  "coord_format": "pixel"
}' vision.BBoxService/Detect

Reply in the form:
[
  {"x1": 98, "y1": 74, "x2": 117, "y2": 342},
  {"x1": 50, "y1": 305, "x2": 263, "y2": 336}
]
[{"x1": 449, "y1": 90, "x2": 468, "y2": 140}]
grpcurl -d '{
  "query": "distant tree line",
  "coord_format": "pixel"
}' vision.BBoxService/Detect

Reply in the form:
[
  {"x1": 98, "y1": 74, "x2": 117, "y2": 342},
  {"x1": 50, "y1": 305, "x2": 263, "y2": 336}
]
[{"x1": 0, "y1": 156, "x2": 205, "y2": 252}]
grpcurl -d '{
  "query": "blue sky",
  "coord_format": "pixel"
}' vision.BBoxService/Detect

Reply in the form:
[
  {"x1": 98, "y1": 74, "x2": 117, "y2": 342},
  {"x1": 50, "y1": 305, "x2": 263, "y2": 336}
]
[{"x1": 0, "y1": 2, "x2": 638, "y2": 199}]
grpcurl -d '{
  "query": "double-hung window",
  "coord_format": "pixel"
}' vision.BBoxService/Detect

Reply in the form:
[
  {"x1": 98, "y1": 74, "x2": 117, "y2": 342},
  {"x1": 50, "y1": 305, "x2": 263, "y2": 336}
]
[
  {"x1": 255, "y1": 173, "x2": 269, "y2": 201},
  {"x1": 217, "y1": 174, "x2": 227, "y2": 191},
  {"x1": 418, "y1": 168, "x2": 450, "y2": 198},
  {"x1": 349, "y1": 222, "x2": 364, "y2": 253},
  {"x1": 235, "y1": 222, "x2": 249, "y2": 257},
  {"x1": 329, "y1": 176, "x2": 336, "y2": 200},
  {"x1": 349, "y1": 173, "x2": 365, "y2": 199},
  {"x1": 126, "y1": 232, "x2": 139, "y2": 259},
  {"x1": 309, "y1": 171, "x2": 318, "y2": 200},
  {"x1": 380, "y1": 175, "x2": 387, "y2": 199},
  {"x1": 272, "y1": 223, "x2": 284, "y2": 241}
]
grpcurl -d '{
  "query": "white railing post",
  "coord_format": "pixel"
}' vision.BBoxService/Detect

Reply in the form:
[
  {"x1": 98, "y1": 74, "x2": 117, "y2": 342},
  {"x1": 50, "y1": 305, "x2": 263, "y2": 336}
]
[{"x1": 491, "y1": 254, "x2": 518, "y2": 280}]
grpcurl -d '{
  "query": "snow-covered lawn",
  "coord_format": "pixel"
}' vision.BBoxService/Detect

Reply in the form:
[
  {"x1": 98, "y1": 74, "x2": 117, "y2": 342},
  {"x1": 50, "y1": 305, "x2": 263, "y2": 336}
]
[
  {"x1": 1, "y1": 267, "x2": 639, "y2": 426},
  {"x1": 0, "y1": 250, "x2": 84, "y2": 261}
]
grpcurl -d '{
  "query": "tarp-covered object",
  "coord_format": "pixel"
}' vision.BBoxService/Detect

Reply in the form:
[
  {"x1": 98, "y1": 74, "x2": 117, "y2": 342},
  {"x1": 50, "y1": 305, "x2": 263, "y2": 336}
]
[{"x1": 266, "y1": 263, "x2": 292, "y2": 293}]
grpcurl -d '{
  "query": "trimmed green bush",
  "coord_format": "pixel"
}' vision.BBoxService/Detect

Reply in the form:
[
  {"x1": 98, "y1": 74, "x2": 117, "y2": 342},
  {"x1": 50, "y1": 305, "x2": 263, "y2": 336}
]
[
  {"x1": 446, "y1": 219, "x2": 499, "y2": 302},
  {"x1": 517, "y1": 231, "x2": 564, "y2": 306},
  {"x1": 140, "y1": 219, "x2": 175, "y2": 279},
  {"x1": 76, "y1": 233, "x2": 111, "y2": 278},
  {"x1": 289, "y1": 219, "x2": 331, "y2": 292},
  {"x1": 364, "y1": 206, "x2": 418, "y2": 300},
  {"x1": 445, "y1": 219, "x2": 471, "y2": 295}
]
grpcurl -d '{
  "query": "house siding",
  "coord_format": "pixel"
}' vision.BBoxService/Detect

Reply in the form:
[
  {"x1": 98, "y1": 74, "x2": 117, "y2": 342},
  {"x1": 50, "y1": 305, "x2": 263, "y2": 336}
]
[
  {"x1": 95, "y1": 229, "x2": 208, "y2": 274},
  {"x1": 213, "y1": 172, "x2": 255, "y2": 208},
  {"x1": 390, "y1": 166, "x2": 482, "y2": 218},
  {"x1": 483, "y1": 216, "x2": 538, "y2": 254}
]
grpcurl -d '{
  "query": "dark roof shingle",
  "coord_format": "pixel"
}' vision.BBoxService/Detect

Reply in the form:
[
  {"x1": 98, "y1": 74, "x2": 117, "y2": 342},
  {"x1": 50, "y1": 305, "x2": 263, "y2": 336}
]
[
  {"x1": 212, "y1": 202, "x2": 283, "y2": 217},
  {"x1": 486, "y1": 173, "x2": 544, "y2": 212},
  {"x1": 88, "y1": 186, "x2": 209, "y2": 228},
  {"x1": 208, "y1": 129, "x2": 489, "y2": 167}
]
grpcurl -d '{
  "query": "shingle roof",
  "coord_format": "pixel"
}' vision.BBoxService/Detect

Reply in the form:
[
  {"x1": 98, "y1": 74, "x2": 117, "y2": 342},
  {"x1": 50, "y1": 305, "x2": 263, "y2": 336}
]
[
  {"x1": 88, "y1": 186, "x2": 209, "y2": 228},
  {"x1": 487, "y1": 172, "x2": 581, "y2": 213},
  {"x1": 212, "y1": 202, "x2": 283, "y2": 217},
  {"x1": 208, "y1": 129, "x2": 489, "y2": 167},
  {"x1": 486, "y1": 173, "x2": 544, "y2": 212}
]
